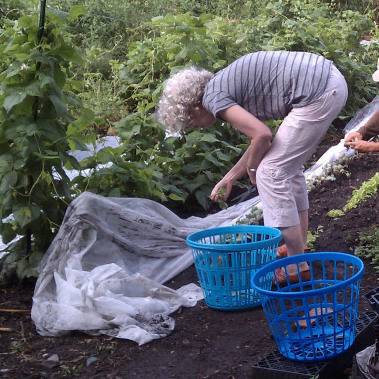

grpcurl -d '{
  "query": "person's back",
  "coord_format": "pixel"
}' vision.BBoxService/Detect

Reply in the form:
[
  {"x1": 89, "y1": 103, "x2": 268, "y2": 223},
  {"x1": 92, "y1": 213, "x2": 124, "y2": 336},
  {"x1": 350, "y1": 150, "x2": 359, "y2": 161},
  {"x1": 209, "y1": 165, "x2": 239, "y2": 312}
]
[{"x1": 203, "y1": 51, "x2": 332, "y2": 121}]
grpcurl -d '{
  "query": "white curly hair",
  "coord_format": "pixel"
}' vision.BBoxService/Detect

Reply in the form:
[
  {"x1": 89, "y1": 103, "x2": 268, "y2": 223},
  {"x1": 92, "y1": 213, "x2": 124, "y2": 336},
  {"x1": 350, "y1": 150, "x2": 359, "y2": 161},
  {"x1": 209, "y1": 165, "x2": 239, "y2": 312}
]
[{"x1": 155, "y1": 66, "x2": 213, "y2": 133}]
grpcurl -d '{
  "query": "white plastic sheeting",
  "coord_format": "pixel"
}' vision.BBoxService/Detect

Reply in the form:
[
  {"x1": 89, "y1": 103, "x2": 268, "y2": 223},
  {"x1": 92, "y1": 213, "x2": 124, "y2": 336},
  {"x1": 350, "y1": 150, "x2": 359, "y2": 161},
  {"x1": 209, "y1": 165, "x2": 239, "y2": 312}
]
[
  {"x1": 30, "y1": 96, "x2": 379, "y2": 345},
  {"x1": 31, "y1": 192, "x2": 262, "y2": 345},
  {"x1": 356, "y1": 344, "x2": 379, "y2": 379},
  {"x1": 305, "y1": 95, "x2": 379, "y2": 183}
]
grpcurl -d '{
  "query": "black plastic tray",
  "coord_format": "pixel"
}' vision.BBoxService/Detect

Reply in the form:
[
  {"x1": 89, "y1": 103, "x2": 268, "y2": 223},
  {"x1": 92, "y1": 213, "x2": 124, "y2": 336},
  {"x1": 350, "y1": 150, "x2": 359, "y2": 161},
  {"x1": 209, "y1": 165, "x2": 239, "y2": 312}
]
[
  {"x1": 363, "y1": 286, "x2": 379, "y2": 313},
  {"x1": 251, "y1": 311, "x2": 379, "y2": 379}
]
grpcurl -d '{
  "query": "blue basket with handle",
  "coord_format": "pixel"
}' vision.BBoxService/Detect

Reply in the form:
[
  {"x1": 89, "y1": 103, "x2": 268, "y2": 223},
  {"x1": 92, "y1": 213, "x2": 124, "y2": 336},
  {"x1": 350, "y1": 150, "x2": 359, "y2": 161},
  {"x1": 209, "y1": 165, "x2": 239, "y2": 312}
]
[
  {"x1": 251, "y1": 252, "x2": 365, "y2": 362},
  {"x1": 186, "y1": 225, "x2": 281, "y2": 310}
]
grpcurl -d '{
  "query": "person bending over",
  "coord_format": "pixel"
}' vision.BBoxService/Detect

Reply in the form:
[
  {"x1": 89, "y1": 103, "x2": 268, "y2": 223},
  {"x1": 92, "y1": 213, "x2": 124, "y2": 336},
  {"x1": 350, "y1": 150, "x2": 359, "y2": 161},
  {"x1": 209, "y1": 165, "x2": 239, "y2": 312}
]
[{"x1": 156, "y1": 51, "x2": 348, "y2": 285}]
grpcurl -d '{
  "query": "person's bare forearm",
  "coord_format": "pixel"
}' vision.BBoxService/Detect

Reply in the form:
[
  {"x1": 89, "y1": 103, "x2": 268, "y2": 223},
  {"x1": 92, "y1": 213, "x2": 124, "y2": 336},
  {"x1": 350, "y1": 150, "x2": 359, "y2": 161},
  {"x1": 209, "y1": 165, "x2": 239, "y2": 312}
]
[
  {"x1": 359, "y1": 108, "x2": 379, "y2": 139},
  {"x1": 222, "y1": 136, "x2": 271, "y2": 183},
  {"x1": 246, "y1": 135, "x2": 271, "y2": 169},
  {"x1": 221, "y1": 146, "x2": 252, "y2": 183}
]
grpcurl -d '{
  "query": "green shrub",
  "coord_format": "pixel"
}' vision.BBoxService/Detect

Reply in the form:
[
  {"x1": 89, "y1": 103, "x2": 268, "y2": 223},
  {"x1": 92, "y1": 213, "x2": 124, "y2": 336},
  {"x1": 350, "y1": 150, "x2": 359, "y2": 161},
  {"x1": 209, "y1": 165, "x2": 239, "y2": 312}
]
[
  {"x1": 355, "y1": 226, "x2": 379, "y2": 272},
  {"x1": 0, "y1": 7, "x2": 94, "y2": 276}
]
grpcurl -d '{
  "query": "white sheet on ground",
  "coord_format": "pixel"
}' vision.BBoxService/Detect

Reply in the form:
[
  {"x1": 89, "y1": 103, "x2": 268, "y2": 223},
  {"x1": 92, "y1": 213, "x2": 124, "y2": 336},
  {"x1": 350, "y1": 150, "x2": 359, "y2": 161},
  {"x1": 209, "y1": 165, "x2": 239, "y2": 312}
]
[
  {"x1": 30, "y1": 97, "x2": 379, "y2": 345},
  {"x1": 31, "y1": 192, "x2": 261, "y2": 345},
  {"x1": 305, "y1": 95, "x2": 379, "y2": 182}
]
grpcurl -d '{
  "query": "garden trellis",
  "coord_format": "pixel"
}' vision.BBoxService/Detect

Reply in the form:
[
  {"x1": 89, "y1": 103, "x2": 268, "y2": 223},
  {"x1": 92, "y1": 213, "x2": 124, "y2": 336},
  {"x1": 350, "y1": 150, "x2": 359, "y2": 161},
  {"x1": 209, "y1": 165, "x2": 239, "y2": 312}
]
[
  {"x1": 24, "y1": 0, "x2": 47, "y2": 256},
  {"x1": 38, "y1": 0, "x2": 46, "y2": 44}
]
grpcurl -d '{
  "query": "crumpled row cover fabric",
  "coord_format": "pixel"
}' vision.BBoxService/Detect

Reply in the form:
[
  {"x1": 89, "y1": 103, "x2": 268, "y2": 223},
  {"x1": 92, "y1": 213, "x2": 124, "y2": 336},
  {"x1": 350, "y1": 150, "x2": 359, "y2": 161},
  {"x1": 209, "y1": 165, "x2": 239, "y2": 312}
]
[{"x1": 31, "y1": 192, "x2": 261, "y2": 345}]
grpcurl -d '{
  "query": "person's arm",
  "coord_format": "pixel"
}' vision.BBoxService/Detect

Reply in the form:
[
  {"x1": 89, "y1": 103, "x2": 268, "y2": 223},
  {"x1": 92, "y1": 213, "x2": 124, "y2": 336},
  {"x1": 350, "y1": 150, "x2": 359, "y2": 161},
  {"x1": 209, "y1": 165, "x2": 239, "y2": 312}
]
[
  {"x1": 358, "y1": 108, "x2": 379, "y2": 140},
  {"x1": 345, "y1": 108, "x2": 379, "y2": 145},
  {"x1": 345, "y1": 140, "x2": 379, "y2": 152},
  {"x1": 209, "y1": 105, "x2": 271, "y2": 202},
  {"x1": 219, "y1": 105, "x2": 272, "y2": 170}
]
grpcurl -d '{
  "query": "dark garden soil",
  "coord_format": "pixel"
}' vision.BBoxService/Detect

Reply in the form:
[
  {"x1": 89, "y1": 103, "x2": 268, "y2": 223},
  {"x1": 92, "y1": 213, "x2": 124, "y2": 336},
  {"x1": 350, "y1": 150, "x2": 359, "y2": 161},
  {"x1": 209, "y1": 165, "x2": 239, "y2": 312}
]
[{"x1": 0, "y1": 133, "x2": 378, "y2": 379}]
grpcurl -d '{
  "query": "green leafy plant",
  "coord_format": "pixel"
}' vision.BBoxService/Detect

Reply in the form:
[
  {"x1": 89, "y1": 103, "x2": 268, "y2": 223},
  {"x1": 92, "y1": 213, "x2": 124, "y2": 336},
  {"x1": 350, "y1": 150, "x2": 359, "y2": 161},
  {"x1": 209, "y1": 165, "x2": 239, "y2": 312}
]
[
  {"x1": 328, "y1": 172, "x2": 379, "y2": 217},
  {"x1": 307, "y1": 225, "x2": 324, "y2": 250},
  {"x1": 212, "y1": 188, "x2": 228, "y2": 210},
  {"x1": 45, "y1": 2, "x2": 379, "y2": 215},
  {"x1": 354, "y1": 226, "x2": 379, "y2": 272},
  {"x1": 74, "y1": 113, "x2": 246, "y2": 213},
  {"x1": 307, "y1": 156, "x2": 351, "y2": 192},
  {"x1": 236, "y1": 206, "x2": 263, "y2": 225},
  {"x1": 327, "y1": 209, "x2": 345, "y2": 218},
  {"x1": 0, "y1": 7, "x2": 94, "y2": 278},
  {"x1": 343, "y1": 172, "x2": 379, "y2": 212}
]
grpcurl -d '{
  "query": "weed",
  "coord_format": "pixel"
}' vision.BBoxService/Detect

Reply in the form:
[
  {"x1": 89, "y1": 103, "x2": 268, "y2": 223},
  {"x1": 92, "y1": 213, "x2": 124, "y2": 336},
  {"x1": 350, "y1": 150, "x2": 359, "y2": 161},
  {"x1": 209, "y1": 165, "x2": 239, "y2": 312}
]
[
  {"x1": 307, "y1": 226, "x2": 324, "y2": 250},
  {"x1": 9, "y1": 340, "x2": 23, "y2": 354},
  {"x1": 355, "y1": 226, "x2": 379, "y2": 272},
  {"x1": 59, "y1": 364, "x2": 82, "y2": 377},
  {"x1": 95, "y1": 341, "x2": 118, "y2": 354}
]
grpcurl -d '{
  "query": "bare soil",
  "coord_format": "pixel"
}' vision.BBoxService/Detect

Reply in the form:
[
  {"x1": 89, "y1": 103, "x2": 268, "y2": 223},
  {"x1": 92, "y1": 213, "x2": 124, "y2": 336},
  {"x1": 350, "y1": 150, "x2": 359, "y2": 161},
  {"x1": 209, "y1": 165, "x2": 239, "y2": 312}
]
[{"x1": 0, "y1": 133, "x2": 378, "y2": 379}]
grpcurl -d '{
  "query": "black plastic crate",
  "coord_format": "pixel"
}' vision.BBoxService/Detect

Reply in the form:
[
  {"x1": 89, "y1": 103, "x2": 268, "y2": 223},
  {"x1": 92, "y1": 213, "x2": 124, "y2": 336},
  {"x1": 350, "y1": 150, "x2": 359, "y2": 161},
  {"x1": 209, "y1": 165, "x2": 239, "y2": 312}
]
[
  {"x1": 251, "y1": 312, "x2": 379, "y2": 379},
  {"x1": 363, "y1": 286, "x2": 379, "y2": 313}
]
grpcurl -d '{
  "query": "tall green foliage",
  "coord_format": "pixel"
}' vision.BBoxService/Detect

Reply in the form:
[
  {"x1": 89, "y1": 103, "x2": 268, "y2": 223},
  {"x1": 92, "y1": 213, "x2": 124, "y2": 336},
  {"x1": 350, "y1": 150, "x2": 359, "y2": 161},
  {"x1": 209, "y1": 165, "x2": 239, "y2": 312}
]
[
  {"x1": 73, "y1": 2, "x2": 379, "y2": 216},
  {"x1": 114, "y1": 1, "x2": 377, "y2": 117},
  {"x1": 0, "y1": 6, "x2": 94, "y2": 274},
  {"x1": 1, "y1": 0, "x2": 379, "y2": 280}
]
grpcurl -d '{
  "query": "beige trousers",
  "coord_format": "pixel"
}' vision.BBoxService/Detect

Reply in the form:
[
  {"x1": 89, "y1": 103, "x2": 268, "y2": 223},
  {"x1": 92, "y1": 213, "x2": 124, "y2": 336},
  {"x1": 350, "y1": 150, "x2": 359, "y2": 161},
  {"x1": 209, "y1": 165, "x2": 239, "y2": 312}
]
[{"x1": 256, "y1": 65, "x2": 348, "y2": 228}]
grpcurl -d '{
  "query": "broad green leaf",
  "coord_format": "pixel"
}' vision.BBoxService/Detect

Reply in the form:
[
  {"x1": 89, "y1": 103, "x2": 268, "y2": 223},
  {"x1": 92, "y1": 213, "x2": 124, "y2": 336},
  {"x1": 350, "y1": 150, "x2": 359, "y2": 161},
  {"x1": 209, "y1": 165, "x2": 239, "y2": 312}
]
[
  {"x1": 195, "y1": 189, "x2": 208, "y2": 210},
  {"x1": 109, "y1": 188, "x2": 121, "y2": 197},
  {"x1": 0, "y1": 171, "x2": 18, "y2": 193},
  {"x1": 36, "y1": 119, "x2": 66, "y2": 141},
  {"x1": 3, "y1": 91, "x2": 27, "y2": 112},
  {"x1": 24, "y1": 123, "x2": 39, "y2": 137},
  {"x1": 168, "y1": 193, "x2": 184, "y2": 201},
  {"x1": 0, "y1": 221, "x2": 17, "y2": 244},
  {"x1": 215, "y1": 151, "x2": 231, "y2": 162},
  {"x1": 69, "y1": 139, "x2": 90, "y2": 152},
  {"x1": 200, "y1": 134, "x2": 219, "y2": 143},
  {"x1": 16, "y1": 258, "x2": 30, "y2": 279},
  {"x1": 16, "y1": 251, "x2": 44, "y2": 278},
  {"x1": 14, "y1": 159, "x2": 26, "y2": 170},
  {"x1": 38, "y1": 73, "x2": 55, "y2": 88},
  {"x1": 49, "y1": 94, "x2": 68, "y2": 117},
  {"x1": 66, "y1": 155, "x2": 82, "y2": 171},
  {"x1": 25, "y1": 81, "x2": 43, "y2": 97},
  {"x1": 184, "y1": 176, "x2": 208, "y2": 192},
  {"x1": 4, "y1": 61, "x2": 23, "y2": 79},
  {"x1": 53, "y1": 68, "x2": 66, "y2": 89},
  {"x1": 13, "y1": 205, "x2": 40, "y2": 229},
  {"x1": 181, "y1": 163, "x2": 199, "y2": 175},
  {"x1": 17, "y1": 16, "x2": 35, "y2": 28},
  {"x1": 203, "y1": 154, "x2": 220, "y2": 166},
  {"x1": 68, "y1": 5, "x2": 87, "y2": 22},
  {"x1": 48, "y1": 8, "x2": 69, "y2": 21}
]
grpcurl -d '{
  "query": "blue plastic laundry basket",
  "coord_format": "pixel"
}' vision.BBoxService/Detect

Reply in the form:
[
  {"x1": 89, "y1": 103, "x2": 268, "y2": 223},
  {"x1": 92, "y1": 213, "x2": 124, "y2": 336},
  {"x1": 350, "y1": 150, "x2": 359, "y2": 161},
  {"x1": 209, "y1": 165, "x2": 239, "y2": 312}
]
[
  {"x1": 186, "y1": 225, "x2": 281, "y2": 310},
  {"x1": 251, "y1": 252, "x2": 364, "y2": 362}
]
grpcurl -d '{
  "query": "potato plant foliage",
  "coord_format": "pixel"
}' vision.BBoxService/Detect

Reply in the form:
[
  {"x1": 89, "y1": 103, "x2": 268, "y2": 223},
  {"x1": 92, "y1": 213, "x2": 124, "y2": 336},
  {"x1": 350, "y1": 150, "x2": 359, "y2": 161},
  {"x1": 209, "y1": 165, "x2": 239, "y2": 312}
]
[
  {"x1": 0, "y1": 0, "x2": 378, "y2": 279},
  {"x1": 355, "y1": 226, "x2": 379, "y2": 273}
]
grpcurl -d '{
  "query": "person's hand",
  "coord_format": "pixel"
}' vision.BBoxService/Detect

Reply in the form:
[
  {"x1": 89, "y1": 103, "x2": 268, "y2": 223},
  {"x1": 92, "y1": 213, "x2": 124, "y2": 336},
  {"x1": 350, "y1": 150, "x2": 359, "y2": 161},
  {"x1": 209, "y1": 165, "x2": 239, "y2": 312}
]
[
  {"x1": 210, "y1": 179, "x2": 234, "y2": 202},
  {"x1": 344, "y1": 131, "x2": 362, "y2": 146},
  {"x1": 345, "y1": 140, "x2": 379, "y2": 153}
]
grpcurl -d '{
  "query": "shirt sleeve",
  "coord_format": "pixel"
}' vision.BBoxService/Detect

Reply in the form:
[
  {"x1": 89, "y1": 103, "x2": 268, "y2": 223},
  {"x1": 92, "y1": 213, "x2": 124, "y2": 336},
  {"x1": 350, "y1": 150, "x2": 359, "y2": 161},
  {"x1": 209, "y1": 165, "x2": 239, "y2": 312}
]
[
  {"x1": 359, "y1": 108, "x2": 379, "y2": 140},
  {"x1": 202, "y1": 91, "x2": 238, "y2": 120}
]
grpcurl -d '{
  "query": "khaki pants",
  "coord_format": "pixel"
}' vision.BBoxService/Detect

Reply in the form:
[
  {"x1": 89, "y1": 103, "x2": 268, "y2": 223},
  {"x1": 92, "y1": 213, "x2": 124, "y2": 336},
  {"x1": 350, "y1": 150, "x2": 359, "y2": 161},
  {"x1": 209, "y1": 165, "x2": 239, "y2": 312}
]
[{"x1": 257, "y1": 65, "x2": 348, "y2": 228}]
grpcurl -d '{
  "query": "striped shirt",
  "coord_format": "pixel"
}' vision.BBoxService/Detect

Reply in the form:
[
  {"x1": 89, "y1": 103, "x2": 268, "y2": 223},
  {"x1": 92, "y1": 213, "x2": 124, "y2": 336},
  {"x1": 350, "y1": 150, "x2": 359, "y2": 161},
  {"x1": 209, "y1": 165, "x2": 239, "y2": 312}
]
[{"x1": 202, "y1": 51, "x2": 332, "y2": 121}]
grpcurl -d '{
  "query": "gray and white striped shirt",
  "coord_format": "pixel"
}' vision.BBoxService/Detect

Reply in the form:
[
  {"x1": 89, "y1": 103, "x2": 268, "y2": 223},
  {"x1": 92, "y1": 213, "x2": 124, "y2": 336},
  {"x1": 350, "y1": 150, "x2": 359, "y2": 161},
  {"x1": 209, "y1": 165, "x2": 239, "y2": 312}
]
[{"x1": 202, "y1": 51, "x2": 332, "y2": 121}]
